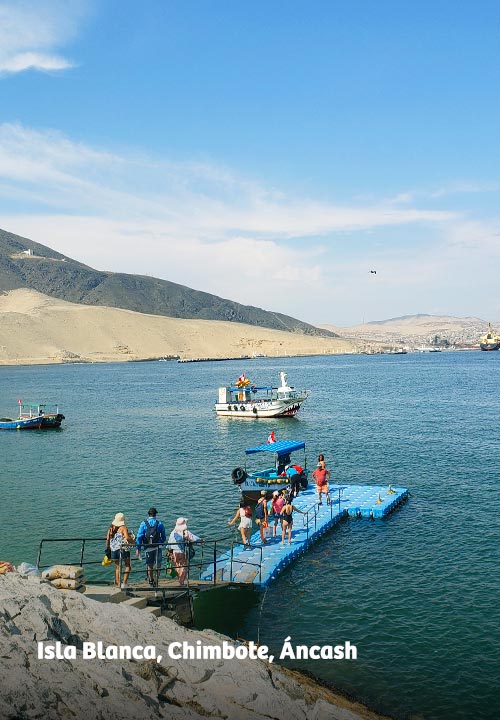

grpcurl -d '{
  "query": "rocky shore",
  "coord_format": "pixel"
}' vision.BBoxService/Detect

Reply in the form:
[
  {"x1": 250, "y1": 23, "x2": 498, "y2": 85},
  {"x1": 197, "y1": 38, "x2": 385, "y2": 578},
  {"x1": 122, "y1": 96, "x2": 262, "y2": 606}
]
[{"x1": 0, "y1": 574, "x2": 390, "y2": 720}]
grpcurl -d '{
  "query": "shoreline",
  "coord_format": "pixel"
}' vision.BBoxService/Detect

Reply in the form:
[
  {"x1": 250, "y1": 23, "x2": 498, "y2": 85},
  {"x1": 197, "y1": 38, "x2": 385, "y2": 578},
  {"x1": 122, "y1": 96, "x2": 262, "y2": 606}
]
[{"x1": 0, "y1": 573, "x2": 395, "y2": 720}]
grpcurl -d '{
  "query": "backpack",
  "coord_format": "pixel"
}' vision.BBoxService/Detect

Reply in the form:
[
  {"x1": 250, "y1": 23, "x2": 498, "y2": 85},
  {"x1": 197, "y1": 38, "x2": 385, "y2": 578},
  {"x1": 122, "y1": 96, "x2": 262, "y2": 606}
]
[
  {"x1": 109, "y1": 529, "x2": 123, "y2": 552},
  {"x1": 144, "y1": 519, "x2": 160, "y2": 547},
  {"x1": 255, "y1": 500, "x2": 265, "y2": 519},
  {"x1": 243, "y1": 506, "x2": 252, "y2": 518}
]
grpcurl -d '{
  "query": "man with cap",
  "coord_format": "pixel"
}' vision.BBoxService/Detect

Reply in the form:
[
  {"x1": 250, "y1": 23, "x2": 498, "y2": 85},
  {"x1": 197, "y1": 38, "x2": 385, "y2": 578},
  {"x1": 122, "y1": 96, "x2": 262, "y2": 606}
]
[
  {"x1": 285, "y1": 463, "x2": 303, "y2": 499},
  {"x1": 168, "y1": 518, "x2": 204, "y2": 586},
  {"x1": 136, "y1": 507, "x2": 167, "y2": 586},
  {"x1": 311, "y1": 463, "x2": 331, "y2": 505}
]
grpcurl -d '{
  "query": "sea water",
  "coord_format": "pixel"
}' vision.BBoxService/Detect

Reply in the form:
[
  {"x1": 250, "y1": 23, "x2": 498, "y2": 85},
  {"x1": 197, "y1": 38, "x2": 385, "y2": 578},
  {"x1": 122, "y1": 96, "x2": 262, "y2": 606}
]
[{"x1": 0, "y1": 352, "x2": 499, "y2": 720}]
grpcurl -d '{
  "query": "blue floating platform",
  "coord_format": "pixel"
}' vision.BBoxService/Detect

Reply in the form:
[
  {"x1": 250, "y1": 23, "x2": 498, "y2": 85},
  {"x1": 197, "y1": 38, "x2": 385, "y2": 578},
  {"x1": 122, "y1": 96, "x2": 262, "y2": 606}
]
[{"x1": 201, "y1": 483, "x2": 408, "y2": 587}]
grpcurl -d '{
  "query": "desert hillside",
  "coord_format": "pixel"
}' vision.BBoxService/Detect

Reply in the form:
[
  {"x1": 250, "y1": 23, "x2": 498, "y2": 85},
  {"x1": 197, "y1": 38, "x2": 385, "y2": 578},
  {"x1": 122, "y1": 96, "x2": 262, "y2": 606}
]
[
  {"x1": 0, "y1": 289, "x2": 355, "y2": 366},
  {"x1": 0, "y1": 228, "x2": 335, "y2": 338},
  {"x1": 320, "y1": 314, "x2": 491, "y2": 348}
]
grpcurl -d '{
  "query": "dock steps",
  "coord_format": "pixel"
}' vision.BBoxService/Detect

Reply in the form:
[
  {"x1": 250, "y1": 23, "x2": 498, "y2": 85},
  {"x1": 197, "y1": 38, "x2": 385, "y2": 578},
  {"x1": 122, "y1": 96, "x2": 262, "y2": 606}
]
[{"x1": 121, "y1": 596, "x2": 148, "y2": 610}]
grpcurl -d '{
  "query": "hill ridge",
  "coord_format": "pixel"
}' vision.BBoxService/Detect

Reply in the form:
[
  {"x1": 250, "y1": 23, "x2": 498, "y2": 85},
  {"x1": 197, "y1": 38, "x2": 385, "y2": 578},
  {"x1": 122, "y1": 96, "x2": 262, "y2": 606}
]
[{"x1": 0, "y1": 228, "x2": 336, "y2": 338}]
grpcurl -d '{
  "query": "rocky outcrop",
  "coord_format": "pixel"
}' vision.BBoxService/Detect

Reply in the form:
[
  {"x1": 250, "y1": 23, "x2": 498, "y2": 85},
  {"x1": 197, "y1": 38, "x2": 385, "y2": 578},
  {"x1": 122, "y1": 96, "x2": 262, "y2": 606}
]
[{"x1": 0, "y1": 574, "x2": 386, "y2": 720}]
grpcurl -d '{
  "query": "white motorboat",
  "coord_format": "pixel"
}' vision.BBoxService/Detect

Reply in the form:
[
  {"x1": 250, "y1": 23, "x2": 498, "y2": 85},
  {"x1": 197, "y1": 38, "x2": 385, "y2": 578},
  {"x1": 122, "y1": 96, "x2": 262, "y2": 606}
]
[{"x1": 215, "y1": 371, "x2": 308, "y2": 418}]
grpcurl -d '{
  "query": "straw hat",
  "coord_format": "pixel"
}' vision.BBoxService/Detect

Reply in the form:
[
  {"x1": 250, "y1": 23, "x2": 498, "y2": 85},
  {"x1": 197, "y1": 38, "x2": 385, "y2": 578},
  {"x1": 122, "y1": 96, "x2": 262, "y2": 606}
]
[
  {"x1": 112, "y1": 512, "x2": 126, "y2": 527},
  {"x1": 175, "y1": 517, "x2": 188, "y2": 532}
]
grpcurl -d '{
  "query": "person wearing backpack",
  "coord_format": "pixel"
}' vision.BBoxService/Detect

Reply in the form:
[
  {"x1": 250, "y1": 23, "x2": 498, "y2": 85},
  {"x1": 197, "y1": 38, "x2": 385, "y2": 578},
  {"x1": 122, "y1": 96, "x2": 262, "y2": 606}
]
[
  {"x1": 254, "y1": 490, "x2": 269, "y2": 544},
  {"x1": 228, "y1": 499, "x2": 252, "y2": 548},
  {"x1": 106, "y1": 512, "x2": 134, "y2": 589},
  {"x1": 136, "y1": 507, "x2": 166, "y2": 585}
]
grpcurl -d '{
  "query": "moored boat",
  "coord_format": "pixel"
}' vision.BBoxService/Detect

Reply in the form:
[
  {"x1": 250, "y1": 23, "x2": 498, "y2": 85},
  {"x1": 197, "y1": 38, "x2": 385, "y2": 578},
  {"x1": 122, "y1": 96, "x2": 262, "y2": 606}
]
[
  {"x1": 0, "y1": 415, "x2": 43, "y2": 430},
  {"x1": 480, "y1": 323, "x2": 500, "y2": 351},
  {"x1": 231, "y1": 438, "x2": 309, "y2": 503},
  {"x1": 215, "y1": 371, "x2": 308, "y2": 418},
  {"x1": 18, "y1": 402, "x2": 65, "y2": 428}
]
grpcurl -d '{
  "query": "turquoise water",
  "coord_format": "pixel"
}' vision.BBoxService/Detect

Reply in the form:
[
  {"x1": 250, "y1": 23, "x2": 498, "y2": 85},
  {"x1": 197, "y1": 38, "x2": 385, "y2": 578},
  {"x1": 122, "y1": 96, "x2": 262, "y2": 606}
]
[{"x1": 1, "y1": 353, "x2": 499, "y2": 720}]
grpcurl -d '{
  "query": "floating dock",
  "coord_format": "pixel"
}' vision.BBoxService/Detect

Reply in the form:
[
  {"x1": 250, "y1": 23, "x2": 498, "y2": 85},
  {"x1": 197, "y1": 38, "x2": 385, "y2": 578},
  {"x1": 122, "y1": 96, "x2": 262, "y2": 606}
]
[{"x1": 201, "y1": 483, "x2": 408, "y2": 587}]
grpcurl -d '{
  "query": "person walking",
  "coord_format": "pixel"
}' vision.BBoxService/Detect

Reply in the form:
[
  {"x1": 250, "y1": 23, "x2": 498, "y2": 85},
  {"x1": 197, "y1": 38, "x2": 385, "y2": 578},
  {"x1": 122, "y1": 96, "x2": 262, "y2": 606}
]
[
  {"x1": 280, "y1": 501, "x2": 306, "y2": 545},
  {"x1": 228, "y1": 500, "x2": 252, "y2": 547},
  {"x1": 270, "y1": 490, "x2": 285, "y2": 537},
  {"x1": 254, "y1": 490, "x2": 269, "y2": 543},
  {"x1": 106, "y1": 512, "x2": 134, "y2": 589},
  {"x1": 168, "y1": 517, "x2": 204, "y2": 586},
  {"x1": 311, "y1": 463, "x2": 331, "y2": 505},
  {"x1": 136, "y1": 507, "x2": 166, "y2": 586}
]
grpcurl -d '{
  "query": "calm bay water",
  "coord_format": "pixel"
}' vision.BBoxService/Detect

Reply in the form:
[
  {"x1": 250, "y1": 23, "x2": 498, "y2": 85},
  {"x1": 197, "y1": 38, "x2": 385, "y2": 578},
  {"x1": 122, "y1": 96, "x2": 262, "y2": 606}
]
[{"x1": 1, "y1": 352, "x2": 499, "y2": 720}]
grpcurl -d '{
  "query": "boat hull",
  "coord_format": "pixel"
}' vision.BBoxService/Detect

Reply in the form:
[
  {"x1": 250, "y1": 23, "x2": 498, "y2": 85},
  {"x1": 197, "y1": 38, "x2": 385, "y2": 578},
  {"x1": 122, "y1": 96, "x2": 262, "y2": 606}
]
[
  {"x1": 0, "y1": 416, "x2": 44, "y2": 430},
  {"x1": 215, "y1": 399, "x2": 305, "y2": 418},
  {"x1": 480, "y1": 343, "x2": 500, "y2": 351},
  {"x1": 39, "y1": 413, "x2": 65, "y2": 428},
  {"x1": 236, "y1": 471, "x2": 309, "y2": 504}
]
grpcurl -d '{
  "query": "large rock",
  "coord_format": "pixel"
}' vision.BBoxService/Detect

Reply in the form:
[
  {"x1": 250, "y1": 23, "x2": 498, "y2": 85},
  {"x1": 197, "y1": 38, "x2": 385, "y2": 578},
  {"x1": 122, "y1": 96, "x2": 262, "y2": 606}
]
[{"x1": 0, "y1": 574, "x2": 384, "y2": 720}]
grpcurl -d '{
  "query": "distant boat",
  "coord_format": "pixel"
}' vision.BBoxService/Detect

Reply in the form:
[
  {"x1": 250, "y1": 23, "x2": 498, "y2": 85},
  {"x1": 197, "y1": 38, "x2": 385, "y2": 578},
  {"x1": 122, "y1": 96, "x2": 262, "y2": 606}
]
[
  {"x1": 215, "y1": 371, "x2": 308, "y2": 418},
  {"x1": 480, "y1": 323, "x2": 500, "y2": 351}
]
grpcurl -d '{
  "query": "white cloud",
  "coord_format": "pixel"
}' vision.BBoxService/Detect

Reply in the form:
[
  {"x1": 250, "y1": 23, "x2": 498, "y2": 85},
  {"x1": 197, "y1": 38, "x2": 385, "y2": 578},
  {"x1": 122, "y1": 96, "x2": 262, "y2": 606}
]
[
  {"x1": 0, "y1": 1, "x2": 85, "y2": 75},
  {"x1": 2, "y1": 122, "x2": 497, "y2": 324},
  {"x1": 0, "y1": 52, "x2": 73, "y2": 73}
]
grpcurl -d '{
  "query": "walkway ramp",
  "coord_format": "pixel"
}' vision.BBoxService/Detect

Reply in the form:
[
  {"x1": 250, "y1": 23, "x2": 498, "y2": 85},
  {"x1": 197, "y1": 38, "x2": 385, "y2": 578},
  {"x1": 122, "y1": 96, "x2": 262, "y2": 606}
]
[{"x1": 201, "y1": 483, "x2": 408, "y2": 587}]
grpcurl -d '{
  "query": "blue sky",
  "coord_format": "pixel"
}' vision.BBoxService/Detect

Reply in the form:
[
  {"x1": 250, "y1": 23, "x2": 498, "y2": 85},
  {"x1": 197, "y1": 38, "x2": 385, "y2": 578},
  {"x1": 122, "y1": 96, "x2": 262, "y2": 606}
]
[{"x1": 0, "y1": 0, "x2": 499, "y2": 325}]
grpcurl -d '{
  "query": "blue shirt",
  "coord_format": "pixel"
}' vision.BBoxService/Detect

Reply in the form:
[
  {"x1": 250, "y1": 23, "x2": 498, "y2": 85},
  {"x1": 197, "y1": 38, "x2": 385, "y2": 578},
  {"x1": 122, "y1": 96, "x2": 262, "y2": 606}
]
[{"x1": 136, "y1": 517, "x2": 166, "y2": 549}]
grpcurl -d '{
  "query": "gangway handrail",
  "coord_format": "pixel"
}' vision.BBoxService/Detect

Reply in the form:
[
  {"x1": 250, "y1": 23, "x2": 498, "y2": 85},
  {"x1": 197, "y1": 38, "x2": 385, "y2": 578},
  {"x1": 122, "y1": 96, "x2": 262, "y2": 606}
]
[{"x1": 36, "y1": 533, "x2": 264, "y2": 588}]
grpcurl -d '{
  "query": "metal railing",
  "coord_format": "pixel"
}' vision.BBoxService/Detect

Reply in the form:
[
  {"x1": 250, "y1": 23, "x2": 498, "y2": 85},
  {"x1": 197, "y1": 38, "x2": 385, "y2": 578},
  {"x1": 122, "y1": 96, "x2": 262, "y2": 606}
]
[
  {"x1": 300, "y1": 485, "x2": 346, "y2": 543},
  {"x1": 35, "y1": 533, "x2": 264, "y2": 589}
]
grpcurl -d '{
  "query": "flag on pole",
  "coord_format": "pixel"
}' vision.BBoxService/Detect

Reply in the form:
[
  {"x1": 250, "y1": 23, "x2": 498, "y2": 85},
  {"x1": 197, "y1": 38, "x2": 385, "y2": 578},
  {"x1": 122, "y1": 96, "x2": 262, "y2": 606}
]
[
  {"x1": 237, "y1": 374, "x2": 246, "y2": 384},
  {"x1": 267, "y1": 431, "x2": 276, "y2": 444}
]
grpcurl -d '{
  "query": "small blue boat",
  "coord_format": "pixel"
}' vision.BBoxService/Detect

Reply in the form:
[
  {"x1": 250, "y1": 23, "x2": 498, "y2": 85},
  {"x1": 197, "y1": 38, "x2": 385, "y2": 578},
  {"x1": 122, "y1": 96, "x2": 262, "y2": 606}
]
[
  {"x1": 0, "y1": 401, "x2": 64, "y2": 430},
  {"x1": 231, "y1": 439, "x2": 309, "y2": 503},
  {"x1": 0, "y1": 415, "x2": 43, "y2": 430}
]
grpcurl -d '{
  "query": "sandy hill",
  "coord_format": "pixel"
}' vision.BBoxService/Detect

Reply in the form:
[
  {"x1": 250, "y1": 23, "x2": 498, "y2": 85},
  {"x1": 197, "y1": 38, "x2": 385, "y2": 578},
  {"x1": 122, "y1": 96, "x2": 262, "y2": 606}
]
[
  {"x1": 0, "y1": 227, "x2": 335, "y2": 338},
  {"x1": 0, "y1": 289, "x2": 355, "y2": 366}
]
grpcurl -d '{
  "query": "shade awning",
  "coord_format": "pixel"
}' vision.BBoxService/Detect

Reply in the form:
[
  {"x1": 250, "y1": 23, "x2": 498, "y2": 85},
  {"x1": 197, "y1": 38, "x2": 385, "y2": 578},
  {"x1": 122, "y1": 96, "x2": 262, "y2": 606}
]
[{"x1": 245, "y1": 440, "x2": 306, "y2": 456}]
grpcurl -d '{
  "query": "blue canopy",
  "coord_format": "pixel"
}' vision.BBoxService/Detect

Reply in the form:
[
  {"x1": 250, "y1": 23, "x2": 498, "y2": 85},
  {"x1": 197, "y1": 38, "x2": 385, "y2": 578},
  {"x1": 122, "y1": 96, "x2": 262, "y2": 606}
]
[{"x1": 245, "y1": 439, "x2": 306, "y2": 456}]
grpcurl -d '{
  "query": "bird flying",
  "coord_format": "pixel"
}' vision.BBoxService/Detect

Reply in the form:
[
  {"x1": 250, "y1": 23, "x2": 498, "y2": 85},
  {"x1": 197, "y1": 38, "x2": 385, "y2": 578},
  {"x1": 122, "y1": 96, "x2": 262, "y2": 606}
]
[{"x1": 369, "y1": 270, "x2": 377, "y2": 274}]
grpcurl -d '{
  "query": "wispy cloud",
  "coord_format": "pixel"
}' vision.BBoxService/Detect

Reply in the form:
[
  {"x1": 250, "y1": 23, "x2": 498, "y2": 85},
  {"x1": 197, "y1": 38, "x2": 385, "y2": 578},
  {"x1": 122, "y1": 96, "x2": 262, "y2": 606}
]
[
  {"x1": 1, "y1": 122, "x2": 495, "y2": 324},
  {"x1": 0, "y1": 1, "x2": 85, "y2": 75}
]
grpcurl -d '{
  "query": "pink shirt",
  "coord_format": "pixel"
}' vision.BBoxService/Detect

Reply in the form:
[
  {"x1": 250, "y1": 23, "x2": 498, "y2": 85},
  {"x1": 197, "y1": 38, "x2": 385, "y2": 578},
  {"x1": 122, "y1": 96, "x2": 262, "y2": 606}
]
[{"x1": 272, "y1": 497, "x2": 285, "y2": 513}]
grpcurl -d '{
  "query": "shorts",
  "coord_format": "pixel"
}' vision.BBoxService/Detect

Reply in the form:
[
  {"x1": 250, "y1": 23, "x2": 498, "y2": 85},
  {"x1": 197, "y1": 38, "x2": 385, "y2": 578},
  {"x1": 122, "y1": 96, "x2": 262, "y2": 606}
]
[
  {"x1": 144, "y1": 548, "x2": 162, "y2": 566},
  {"x1": 317, "y1": 483, "x2": 329, "y2": 493},
  {"x1": 239, "y1": 517, "x2": 252, "y2": 529},
  {"x1": 111, "y1": 549, "x2": 130, "y2": 561}
]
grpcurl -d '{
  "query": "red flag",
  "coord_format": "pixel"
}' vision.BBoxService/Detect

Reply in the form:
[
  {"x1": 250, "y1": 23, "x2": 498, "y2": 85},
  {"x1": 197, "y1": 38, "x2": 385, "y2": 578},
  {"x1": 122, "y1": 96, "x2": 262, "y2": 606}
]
[
  {"x1": 237, "y1": 374, "x2": 246, "y2": 384},
  {"x1": 17, "y1": 399, "x2": 22, "y2": 404},
  {"x1": 267, "y1": 431, "x2": 276, "y2": 444}
]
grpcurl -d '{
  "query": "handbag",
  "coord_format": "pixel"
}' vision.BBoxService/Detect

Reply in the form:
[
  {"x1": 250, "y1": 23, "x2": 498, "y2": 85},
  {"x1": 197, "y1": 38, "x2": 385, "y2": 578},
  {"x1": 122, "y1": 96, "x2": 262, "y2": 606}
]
[
  {"x1": 101, "y1": 555, "x2": 113, "y2": 566},
  {"x1": 165, "y1": 557, "x2": 177, "y2": 579}
]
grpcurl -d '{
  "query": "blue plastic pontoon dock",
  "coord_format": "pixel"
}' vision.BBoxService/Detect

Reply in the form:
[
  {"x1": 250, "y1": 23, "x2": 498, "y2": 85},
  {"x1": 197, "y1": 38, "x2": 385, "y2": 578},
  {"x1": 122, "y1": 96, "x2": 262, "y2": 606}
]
[{"x1": 201, "y1": 483, "x2": 408, "y2": 587}]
